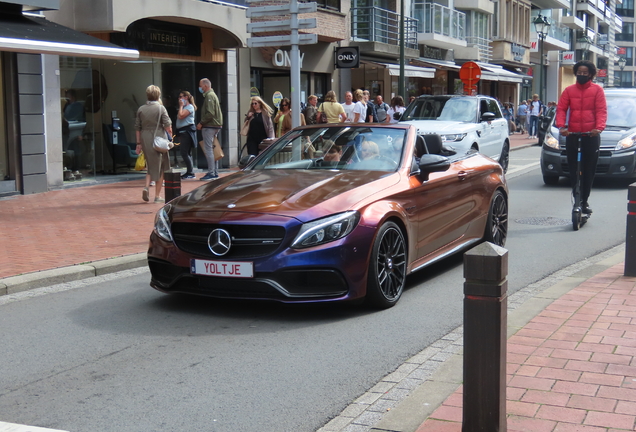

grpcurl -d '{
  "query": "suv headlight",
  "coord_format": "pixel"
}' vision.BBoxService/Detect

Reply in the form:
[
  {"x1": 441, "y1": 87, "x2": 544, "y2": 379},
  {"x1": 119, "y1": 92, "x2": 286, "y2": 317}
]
[
  {"x1": 544, "y1": 130, "x2": 560, "y2": 149},
  {"x1": 154, "y1": 205, "x2": 174, "y2": 242},
  {"x1": 441, "y1": 133, "x2": 467, "y2": 142},
  {"x1": 292, "y1": 211, "x2": 360, "y2": 249},
  {"x1": 616, "y1": 134, "x2": 636, "y2": 151}
]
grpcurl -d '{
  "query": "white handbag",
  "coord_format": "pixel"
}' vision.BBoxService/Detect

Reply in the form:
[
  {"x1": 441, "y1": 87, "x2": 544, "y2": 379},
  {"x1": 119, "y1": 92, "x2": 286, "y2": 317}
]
[{"x1": 152, "y1": 108, "x2": 173, "y2": 153}]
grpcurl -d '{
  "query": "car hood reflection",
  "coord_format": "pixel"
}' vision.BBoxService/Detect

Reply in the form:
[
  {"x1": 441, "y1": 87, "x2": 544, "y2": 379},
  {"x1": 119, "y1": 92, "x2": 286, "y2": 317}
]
[{"x1": 174, "y1": 169, "x2": 398, "y2": 218}]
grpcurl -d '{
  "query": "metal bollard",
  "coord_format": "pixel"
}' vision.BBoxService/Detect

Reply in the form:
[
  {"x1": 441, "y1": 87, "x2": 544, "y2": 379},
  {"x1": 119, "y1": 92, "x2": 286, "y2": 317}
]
[
  {"x1": 625, "y1": 183, "x2": 636, "y2": 276},
  {"x1": 463, "y1": 242, "x2": 508, "y2": 432},
  {"x1": 164, "y1": 171, "x2": 181, "y2": 203}
]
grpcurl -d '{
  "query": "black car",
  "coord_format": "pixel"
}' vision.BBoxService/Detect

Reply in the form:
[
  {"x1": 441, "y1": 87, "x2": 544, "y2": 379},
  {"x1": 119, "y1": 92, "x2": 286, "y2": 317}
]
[{"x1": 541, "y1": 88, "x2": 636, "y2": 185}]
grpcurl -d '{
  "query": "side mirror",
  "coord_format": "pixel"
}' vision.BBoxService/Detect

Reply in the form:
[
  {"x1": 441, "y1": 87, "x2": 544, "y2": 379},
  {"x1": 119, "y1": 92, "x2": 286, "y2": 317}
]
[
  {"x1": 238, "y1": 154, "x2": 256, "y2": 169},
  {"x1": 481, "y1": 112, "x2": 496, "y2": 123},
  {"x1": 418, "y1": 154, "x2": 450, "y2": 181}
]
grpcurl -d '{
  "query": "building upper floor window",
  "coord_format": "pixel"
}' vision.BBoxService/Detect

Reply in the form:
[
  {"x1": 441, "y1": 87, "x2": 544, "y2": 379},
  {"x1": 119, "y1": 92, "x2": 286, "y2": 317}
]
[
  {"x1": 617, "y1": 0, "x2": 634, "y2": 16},
  {"x1": 617, "y1": 23, "x2": 634, "y2": 42},
  {"x1": 311, "y1": 0, "x2": 340, "y2": 12}
]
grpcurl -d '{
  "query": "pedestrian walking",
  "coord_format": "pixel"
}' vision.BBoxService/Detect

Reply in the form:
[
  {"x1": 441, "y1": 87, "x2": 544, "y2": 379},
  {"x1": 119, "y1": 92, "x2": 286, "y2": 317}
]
[
  {"x1": 363, "y1": 90, "x2": 378, "y2": 122},
  {"x1": 317, "y1": 90, "x2": 346, "y2": 123},
  {"x1": 303, "y1": 95, "x2": 319, "y2": 125},
  {"x1": 352, "y1": 89, "x2": 367, "y2": 123},
  {"x1": 341, "y1": 91, "x2": 355, "y2": 123},
  {"x1": 274, "y1": 97, "x2": 305, "y2": 137},
  {"x1": 243, "y1": 96, "x2": 275, "y2": 156},
  {"x1": 196, "y1": 78, "x2": 223, "y2": 181},
  {"x1": 176, "y1": 90, "x2": 197, "y2": 180},
  {"x1": 528, "y1": 94, "x2": 543, "y2": 139},
  {"x1": 373, "y1": 95, "x2": 390, "y2": 123},
  {"x1": 135, "y1": 84, "x2": 173, "y2": 203},
  {"x1": 516, "y1": 100, "x2": 527, "y2": 134},
  {"x1": 386, "y1": 96, "x2": 406, "y2": 124}
]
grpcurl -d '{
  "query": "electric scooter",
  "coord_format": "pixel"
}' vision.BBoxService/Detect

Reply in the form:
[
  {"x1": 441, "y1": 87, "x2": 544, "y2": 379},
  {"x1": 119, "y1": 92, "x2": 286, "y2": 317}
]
[{"x1": 570, "y1": 132, "x2": 591, "y2": 231}]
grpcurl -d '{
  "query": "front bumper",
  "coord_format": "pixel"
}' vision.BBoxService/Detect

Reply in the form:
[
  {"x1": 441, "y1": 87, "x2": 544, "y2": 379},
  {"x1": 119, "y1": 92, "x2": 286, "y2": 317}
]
[
  {"x1": 541, "y1": 146, "x2": 636, "y2": 178},
  {"x1": 147, "y1": 224, "x2": 377, "y2": 304}
]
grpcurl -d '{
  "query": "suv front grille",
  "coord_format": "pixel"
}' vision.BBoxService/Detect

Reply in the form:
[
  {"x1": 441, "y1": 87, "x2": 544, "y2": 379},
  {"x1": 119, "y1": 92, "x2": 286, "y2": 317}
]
[{"x1": 172, "y1": 223, "x2": 286, "y2": 259}]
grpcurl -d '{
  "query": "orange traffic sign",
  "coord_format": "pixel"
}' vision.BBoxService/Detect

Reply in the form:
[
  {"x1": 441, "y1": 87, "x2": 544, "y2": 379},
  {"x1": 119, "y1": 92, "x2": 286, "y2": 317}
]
[{"x1": 459, "y1": 61, "x2": 481, "y2": 86}]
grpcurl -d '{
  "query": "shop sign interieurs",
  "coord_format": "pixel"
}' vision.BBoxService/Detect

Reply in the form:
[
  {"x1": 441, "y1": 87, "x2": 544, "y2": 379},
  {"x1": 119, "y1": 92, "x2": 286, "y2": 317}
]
[{"x1": 111, "y1": 19, "x2": 202, "y2": 57}]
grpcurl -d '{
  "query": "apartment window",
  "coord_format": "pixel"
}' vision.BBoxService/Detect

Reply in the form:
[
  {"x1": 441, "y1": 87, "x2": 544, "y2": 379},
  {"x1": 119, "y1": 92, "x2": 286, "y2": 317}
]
[
  {"x1": 617, "y1": 0, "x2": 634, "y2": 16},
  {"x1": 616, "y1": 23, "x2": 634, "y2": 42},
  {"x1": 310, "y1": 0, "x2": 340, "y2": 11},
  {"x1": 626, "y1": 47, "x2": 634, "y2": 67}
]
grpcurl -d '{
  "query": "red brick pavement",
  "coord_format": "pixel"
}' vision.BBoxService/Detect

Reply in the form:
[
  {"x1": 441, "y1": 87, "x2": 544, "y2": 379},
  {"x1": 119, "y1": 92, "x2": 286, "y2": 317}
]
[
  {"x1": 416, "y1": 263, "x2": 636, "y2": 432},
  {"x1": 0, "y1": 174, "x2": 219, "y2": 279}
]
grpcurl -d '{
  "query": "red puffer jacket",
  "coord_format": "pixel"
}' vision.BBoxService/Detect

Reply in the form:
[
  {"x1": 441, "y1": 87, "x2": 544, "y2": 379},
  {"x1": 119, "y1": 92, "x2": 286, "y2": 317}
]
[{"x1": 555, "y1": 80, "x2": 607, "y2": 133}]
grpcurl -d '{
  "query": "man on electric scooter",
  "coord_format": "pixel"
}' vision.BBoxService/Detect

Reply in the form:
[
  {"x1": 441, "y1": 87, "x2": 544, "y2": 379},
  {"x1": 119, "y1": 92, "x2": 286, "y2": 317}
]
[{"x1": 555, "y1": 60, "x2": 607, "y2": 216}]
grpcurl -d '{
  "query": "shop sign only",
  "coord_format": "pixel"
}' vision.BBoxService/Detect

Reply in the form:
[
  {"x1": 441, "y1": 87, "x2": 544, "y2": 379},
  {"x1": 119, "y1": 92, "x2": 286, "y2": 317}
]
[
  {"x1": 335, "y1": 46, "x2": 359, "y2": 68},
  {"x1": 272, "y1": 49, "x2": 305, "y2": 68}
]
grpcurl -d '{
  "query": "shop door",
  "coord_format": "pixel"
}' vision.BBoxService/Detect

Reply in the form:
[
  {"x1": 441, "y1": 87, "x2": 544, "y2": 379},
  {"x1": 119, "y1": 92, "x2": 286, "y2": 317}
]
[{"x1": 262, "y1": 72, "x2": 309, "y2": 111}]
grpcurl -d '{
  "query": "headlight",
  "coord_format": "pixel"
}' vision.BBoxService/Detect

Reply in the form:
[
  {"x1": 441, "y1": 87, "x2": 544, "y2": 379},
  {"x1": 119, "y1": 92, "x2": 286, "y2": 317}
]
[
  {"x1": 544, "y1": 130, "x2": 560, "y2": 149},
  {"x1": 441, "y1": 133, "x2": 467, "y2": 142},
  {"x1": 154, "y1": 205, "x2": 174, "y2": 242},
  {"x1": 616, "y1": 134, "x2": 636, "y2": 151},
  {"x1": 292, "y1": 211, "x2": 360, "y2": 249}
]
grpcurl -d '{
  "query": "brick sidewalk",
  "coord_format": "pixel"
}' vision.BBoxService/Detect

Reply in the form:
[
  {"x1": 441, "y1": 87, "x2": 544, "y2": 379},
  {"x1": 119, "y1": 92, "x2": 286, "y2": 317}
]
[
  {"x1": 0, "y1": 174, "x2": 216, "y2": 279},
  {"x1": 417, "y1": 263, "x2": 636, "y2": 432}
]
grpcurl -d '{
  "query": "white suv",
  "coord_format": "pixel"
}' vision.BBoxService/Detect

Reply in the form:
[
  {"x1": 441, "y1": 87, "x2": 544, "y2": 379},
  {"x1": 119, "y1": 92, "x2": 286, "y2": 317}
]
[{"x1": 400, "y1": 95, "x2": 510, "y2": 172}]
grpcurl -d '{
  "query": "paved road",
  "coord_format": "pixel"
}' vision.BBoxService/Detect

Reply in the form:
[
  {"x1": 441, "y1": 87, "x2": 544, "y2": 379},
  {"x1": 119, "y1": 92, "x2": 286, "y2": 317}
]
[{"x1": 0, "y1": 147, "x2": 630, "y2": 432}]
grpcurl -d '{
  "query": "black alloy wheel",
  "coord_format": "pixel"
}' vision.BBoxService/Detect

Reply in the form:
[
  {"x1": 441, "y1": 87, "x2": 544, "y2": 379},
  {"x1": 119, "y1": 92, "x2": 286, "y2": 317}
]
[
  {"x1": 366, "y1": 222, "x2": 407, "y2": 308},
  {"x1": 484, "y1": 190, "x2": 508, "y2": 247}
]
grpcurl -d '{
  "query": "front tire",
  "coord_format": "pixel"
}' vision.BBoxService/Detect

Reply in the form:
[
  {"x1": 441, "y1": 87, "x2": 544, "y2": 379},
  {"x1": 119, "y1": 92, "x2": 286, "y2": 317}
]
[
  {"x1": 542, "y1": 174, "x2": 559, "y2": 185},
  {"x1": 499, "y1": 142, "x2": 510, "y2": 173},
  {"x1": 484, "y1": 190, "x2": 508, "y2": 247},
  {"x1": 366, "y1": 222, "x2": 407, "y2": 309}
]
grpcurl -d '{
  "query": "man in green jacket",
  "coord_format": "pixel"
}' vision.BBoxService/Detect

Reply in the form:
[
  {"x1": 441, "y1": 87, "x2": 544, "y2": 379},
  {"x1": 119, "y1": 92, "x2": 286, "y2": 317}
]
[{"x1": 196, "y1": 78, "x2": 223, "y2": 180}]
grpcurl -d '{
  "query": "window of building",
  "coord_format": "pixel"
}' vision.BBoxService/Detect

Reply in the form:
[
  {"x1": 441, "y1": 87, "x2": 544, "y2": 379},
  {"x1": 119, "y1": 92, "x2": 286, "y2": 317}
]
[
  {"x1": 314, "y1": 0, "x2": 340, "y2": 11},
  {"x1": 617, "y1": 0, "x2": 634, "y2": 16},
  {"x1": 616, "y1": 23, "x2": 634, "y2": 42},
  {"x1": 626, "y1": 47, "x2": 634, "y2": 66},
  {"x1": 0, "y1": 54, "x2": 7, "y2": 184}
]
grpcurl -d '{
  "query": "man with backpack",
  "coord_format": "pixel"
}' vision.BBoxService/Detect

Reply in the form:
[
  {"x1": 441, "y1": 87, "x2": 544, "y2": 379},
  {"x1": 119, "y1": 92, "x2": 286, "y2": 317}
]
[{"x1": 373, "y1": 95, "x2": 390, "y2": 123}]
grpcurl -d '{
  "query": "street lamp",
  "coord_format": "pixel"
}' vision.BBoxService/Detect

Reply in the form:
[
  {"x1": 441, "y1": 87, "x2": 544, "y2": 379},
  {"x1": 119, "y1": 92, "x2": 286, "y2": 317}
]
[
  {"x1": 577, "y1": 35, "x2": 592, "y2": 60},
  {"x1": 618, "y1": 56, "x2": 627, "y2": 87},
  {"x1": 533, "y1": 15, "x2": 551, "y2": 104}
]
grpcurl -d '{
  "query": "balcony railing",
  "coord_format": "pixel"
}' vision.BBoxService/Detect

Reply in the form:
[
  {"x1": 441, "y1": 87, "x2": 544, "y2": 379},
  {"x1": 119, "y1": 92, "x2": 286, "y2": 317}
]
[
  {"x1": 412, "y1": 1, "x2": 466, "y2": 41},
  {"x1": 547, "y1": 22, "x2": 571, "y2": 45},
  {"x1": 465, "y1": 36, "x2": 492, "y2": 62},
  {"x1": 351, "y1": 7, "x2": 418, "y2": 49}
]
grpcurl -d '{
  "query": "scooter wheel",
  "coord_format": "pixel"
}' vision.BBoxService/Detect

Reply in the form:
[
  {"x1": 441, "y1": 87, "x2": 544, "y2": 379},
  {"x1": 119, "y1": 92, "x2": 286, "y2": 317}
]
[{"x1": 572, "y1": 209, "x2": 581, "y2": 231}]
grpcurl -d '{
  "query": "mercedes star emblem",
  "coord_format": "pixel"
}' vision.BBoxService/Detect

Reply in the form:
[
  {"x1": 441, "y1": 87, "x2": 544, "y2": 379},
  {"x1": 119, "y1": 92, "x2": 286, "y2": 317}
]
[{"x1": 208, "y1": 228, "x2": 232, "y2": 256}]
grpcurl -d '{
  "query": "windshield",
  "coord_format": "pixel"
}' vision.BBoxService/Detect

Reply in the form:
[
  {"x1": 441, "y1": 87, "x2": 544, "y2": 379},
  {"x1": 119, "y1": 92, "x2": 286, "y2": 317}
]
[
  {"x1": 606, "y1": 95, "x2": 636, "y2": 128},
  {"x1": 402, "y1": 97, "x2": 478, "y2": 122},
  {"x1": 250, "y1": 126, "x2": 407, "y2": 172}
]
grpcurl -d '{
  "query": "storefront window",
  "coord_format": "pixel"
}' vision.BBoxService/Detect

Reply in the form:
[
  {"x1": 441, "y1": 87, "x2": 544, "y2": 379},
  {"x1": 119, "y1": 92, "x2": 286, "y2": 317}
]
[
  {"x1": 0, "y1": 54, "x2": 9, "y2": 188},
  {"x1": 59, "y1": 56, "x2": 204, "y2": 181}
]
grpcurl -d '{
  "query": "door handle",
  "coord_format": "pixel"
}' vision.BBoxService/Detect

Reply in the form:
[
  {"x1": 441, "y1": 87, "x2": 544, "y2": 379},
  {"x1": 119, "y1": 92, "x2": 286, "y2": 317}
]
[{"x1": 458, "y1": 171, "x2": 468, "y2": 181}]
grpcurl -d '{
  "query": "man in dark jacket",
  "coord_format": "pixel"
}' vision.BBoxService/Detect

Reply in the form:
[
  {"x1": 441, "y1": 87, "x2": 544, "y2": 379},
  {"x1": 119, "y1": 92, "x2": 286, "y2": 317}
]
[{"x1": 555, "y1": 60, "x2": 607, "y2": 215}]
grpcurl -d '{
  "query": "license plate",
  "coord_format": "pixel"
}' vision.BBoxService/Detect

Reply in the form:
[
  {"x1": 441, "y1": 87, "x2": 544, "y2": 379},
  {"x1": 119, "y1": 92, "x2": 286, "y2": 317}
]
[{"x1": 190, "y1": 259, "x2": 254, "y2": 278}]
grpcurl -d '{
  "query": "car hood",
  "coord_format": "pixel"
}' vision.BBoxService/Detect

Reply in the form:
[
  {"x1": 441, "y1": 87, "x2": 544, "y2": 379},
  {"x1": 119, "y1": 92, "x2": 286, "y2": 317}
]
[
  {"x1": 400, "y1": 120, "x2": 475, "y2": 134},
  {"x1": 171, "y1": 169, "x2": 399, "y2": 221},
  {"x1": 600, "y1": 126, "x2": 636, "y2": 149}
]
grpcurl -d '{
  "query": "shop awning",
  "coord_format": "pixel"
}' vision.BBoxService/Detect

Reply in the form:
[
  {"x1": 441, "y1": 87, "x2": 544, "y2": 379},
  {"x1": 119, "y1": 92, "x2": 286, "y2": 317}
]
[
  {"x1": 381, "y1": 63, "x2": 435, "y2": 79},
  {"x1": 0, "y1": 12, "x2": 139, "y2": 60},
  {"x1": 477, "y1": 64, "x2": 524, "y2": 83},
  {"x1": 411, "y1": 58, "x2": 461, "y2": 70}
]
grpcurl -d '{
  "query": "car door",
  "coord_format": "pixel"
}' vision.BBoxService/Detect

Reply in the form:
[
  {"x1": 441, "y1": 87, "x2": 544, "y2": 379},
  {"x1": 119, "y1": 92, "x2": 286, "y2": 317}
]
[
  {"x1": 477, "y1": 98, "x2": 497, "y2": 155},
  {"x1": 482, "y1": 98, "x2": 508, "y2": 159},
  {"x1": 409, "y1": 157, "x2": 480, "y2": 263}
]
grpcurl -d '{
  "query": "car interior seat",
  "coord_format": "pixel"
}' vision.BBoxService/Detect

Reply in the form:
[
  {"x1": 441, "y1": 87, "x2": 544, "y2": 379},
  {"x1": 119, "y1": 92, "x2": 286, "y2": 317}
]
[
  {"x1": 415, "y1": 135, "x2": 427, "y2": 158},
  {"x1": 423, "y1": 134, "x2": 443, "y2": 155}
]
